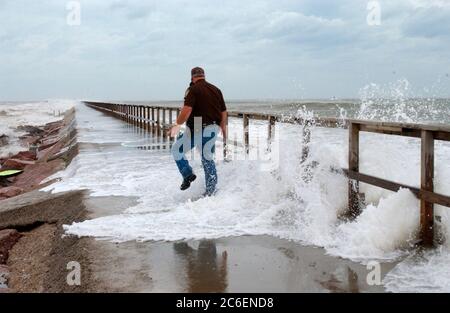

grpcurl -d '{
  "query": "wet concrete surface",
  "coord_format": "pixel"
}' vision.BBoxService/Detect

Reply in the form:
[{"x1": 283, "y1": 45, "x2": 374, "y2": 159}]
[
  {"x1": 83, "y1": 196, "x2": 396, "y2": 293},
  {"x1": 64, "y1": 106, "x2": 398, "y2": 292}
]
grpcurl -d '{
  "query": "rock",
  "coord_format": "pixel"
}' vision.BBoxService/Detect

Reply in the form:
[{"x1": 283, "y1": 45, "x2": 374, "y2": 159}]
[
  {"x1": 45, "y1": 126, "x2": 63, "y2": 137},
  {"x1": 0, "y1": 186, "x2": 24, "y2": 198},
  {"x1": 37, "y1": 141, "x2": 64, "y2": 162},
  {"x1": 2, "y1": 158, "x2": 35, "y2": 170},
  {"x1": 38, "y1": 138, "x2": 60, "y2": 151},
  {"x1": 44, "y1": 120, "x2": 63, "y2": 132},
  {"x1": 0, "y1": 229, "x2": 21, "y2": 264},
  {"x1": 0, "y1": 264, "x2": 10, "y2": 290},
  {"x1": 0, "y1": 134, "x2": 8, "y2": 147},
  {"x1": 20, "y1": 135, "x2": 40, "y2": 146},
  {"x1": 16, "y1": 125, "x2": 44, "y2": 136},
  {"x1": 13, "y1": 159, "x2": 65, "y2": 190},
  {"x1": 11, "y1": 151, "x2": 37, "y2": 161}
]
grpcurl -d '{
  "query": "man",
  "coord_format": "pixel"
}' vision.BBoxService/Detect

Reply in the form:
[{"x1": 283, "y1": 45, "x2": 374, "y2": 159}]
[{"x1": 170, "y1": 67, "x2": 227, "y2": 196}]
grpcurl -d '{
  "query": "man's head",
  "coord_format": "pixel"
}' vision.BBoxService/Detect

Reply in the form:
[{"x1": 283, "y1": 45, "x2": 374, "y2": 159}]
[{"x1": 191, "y1": 67, "x2": 205, "y2": 82}]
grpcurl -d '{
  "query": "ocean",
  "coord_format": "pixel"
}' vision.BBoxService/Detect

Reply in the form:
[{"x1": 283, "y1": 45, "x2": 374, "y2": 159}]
[{"x1": 1, "y1": 95, "x2": 450, "y2": 292}]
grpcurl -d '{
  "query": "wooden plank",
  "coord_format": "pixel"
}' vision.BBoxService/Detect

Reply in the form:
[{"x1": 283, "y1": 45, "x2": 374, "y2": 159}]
[
  {"x1": 348, "y1": 122, "x2": 361, "y2": 217},
  {"x1": 359, "y1": 124, "x2": 422, "y2": 139},
  {"x1": 344, "y1": 170, "x2": 450, "y2": 208},
  {"x1": 420, "y1": 130, "x2": 434, "y2": 247},
  {"x1": 345, "y1": 170, "x2": 420, "y2": 194},
  {"x1": 349, "y1": 119, "x2": 450, "y2": 133},
  {"x1": 435, "y1": 131, "x2": 450, "y2": 142}
]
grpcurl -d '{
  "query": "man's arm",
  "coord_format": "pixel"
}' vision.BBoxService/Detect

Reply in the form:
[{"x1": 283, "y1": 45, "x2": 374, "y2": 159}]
[
  {"x1": 220, "y1": 111, "x2": 228, "y2": 140},
  {"x1": 218, "y1": 89, "x2": 227, "y2": 140},
  {"x1": 176, "y1": 106, "x2": 192, "y2": 125},
  {"x1": 169, "y1": 106, "x2": 192, "y2": 137}
]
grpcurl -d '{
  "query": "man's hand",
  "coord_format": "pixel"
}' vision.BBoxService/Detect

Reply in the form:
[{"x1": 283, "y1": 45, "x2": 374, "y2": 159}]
[{"x1": 169, "y1": 124, "x2": 181, "y2": 138}]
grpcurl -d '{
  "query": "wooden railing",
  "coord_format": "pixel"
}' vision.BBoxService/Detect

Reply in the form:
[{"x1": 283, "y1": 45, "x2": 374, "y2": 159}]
[{"x1": 84, "y1": 101, "x2": 450, "y2": 247}]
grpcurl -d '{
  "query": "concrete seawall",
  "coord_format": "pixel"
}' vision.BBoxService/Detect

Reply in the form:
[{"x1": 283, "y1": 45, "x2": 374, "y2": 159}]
[{"x1": 0, "y1": 108, "x2": 97, "y2": 292}]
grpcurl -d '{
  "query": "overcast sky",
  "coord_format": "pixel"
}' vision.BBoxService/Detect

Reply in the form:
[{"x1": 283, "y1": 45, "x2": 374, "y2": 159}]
[{"x1": 1, "y1": 0, "x2": 450, "y2": 101}]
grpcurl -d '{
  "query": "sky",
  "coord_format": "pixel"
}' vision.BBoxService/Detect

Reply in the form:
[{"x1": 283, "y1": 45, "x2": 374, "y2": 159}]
[{"x1": 0, "y1": 0, "x2": 450, "y2": 101}]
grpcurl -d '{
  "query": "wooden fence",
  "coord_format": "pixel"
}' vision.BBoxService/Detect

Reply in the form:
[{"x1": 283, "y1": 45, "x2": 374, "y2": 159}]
[{"x1": 84, "y1": 101, "x2": 450, "y2": 247}]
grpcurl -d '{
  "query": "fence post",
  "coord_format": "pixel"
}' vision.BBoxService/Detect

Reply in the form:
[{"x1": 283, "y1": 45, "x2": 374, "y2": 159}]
[
  {"x1": 156, "y1": 108, "x2": 161, "y2": 137},
  {"x1": 301, "y1": 123, "x2": 311, "y2": 164},
  {"x1": 135, "y1": 106, "x2": 138, "y2": 126},
  {"x1": 162, "y1": 109, "x2": 166, "y2": 140},
  {"x1": 130, "y1": 105, "x2": 133, "y2": 125},
  {"x1": 420, "y1": 130, "x2": 435, "y2": 247},
  {"x1": 348, "y1": 122, "x2": 361, "y2": 218},
  {"x1": 243, "y1": 114, "x2": 249, "y2": 154},
  {"x1": 169, "y1": 109, "x2": 174, "y2": 143},
  {"x1": 223, "y1": 115, "x2": 229, "y2": 159},
  {"x1": 146, "y1": 107, "x2": 150, "y2": 132},
  {"x1": 131, "y1": 105, "x2": 136, "y2": 126},
  {"x1": 267, "y1": 116, "x2": 276, "y2": 152}
]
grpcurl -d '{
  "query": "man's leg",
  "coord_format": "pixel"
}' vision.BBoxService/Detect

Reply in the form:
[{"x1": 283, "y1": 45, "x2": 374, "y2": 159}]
[
  {"x1": 171, "y1": 131, "x2": 195, "y2": 179},
  {"x1": 201, "y1": 126, "x2": 219, "y2": 195}
]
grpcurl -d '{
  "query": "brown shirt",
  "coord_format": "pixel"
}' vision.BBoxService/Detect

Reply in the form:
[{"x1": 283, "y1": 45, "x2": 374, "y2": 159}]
[{"x1": 184, "y1": 79, "x2": 226, "y2": 129}]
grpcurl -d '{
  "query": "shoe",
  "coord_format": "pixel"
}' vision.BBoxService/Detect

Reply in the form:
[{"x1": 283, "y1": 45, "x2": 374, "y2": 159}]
[{"x1": 180, "y1": 174, "x2": 197, "y2": 190}]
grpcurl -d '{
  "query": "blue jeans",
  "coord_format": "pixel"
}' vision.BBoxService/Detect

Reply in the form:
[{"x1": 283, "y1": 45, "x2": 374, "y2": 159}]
[{"x1": 171, "y1": 125, "x2": 219, "y2": 195}]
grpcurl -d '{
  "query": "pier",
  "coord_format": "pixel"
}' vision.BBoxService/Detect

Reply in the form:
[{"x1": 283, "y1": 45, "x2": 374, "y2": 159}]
[{"x1": 84, "y1": 101, "x2": 450, "y2": 247}]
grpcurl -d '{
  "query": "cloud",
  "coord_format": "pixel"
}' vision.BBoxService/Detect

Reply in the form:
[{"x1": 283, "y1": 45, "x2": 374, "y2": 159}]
[
  {"x1": 0, "y1": 0, "x2": 449, "y2": 100},
  {"x1": 402, "y1": 6, "x2": 450, "y2": 38}
]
